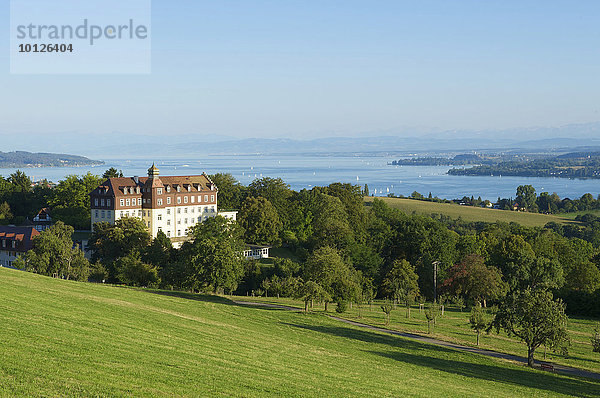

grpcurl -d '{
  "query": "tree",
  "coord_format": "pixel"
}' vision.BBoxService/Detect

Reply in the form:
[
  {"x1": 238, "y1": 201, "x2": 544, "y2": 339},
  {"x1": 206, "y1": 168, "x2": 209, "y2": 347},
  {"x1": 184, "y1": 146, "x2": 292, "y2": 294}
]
[
  {"x1": 441, "y1": 254, "x2": 507, "y2": 307},
  {"x1": 425, "y1": 303, "x2": 439, "y2": 334},
  {"x1": 183, "y1": 216, "x2": 246, "y2": 293},
  {"x1": 516, "y1": 185, "x2": 537, "y2": 212},
  {"x1": 103, "y1": 167, "x2": 124, "y2": 178},
  {"x1": 116, "y1": 251, "x2": 160, "y2": 287},
  {"x1": 363, "y1": 184, "x2": 370, "y2": 197},
  {"x1": 298, "y1": 281, "x2": 330, "y2": 312},
  {"x1": 143, "y1": 230, "x2": 173, "y2": 268},
  {"x1": 8, "y1": 170, "x2": 32, "y2": 193},
  {"x1": 469, "y1": 306, "x2": 488, "y2": 346},
  {"x1": 209, "y1": 173, "x2": 246, "y2": 210},
  {"x1": 381, "y1": 259, "x2": 420, "y2": 318},
  {"x1": 303, "y1": 246, "x2": 360, "y2": 311},
  {"x1": 89, "y1": 217, "x2": 152, "y2": 280},
  {"x1": 16, "y1": 221, "x2": 90, "y2": 281},
  {"x1": 50, "y1": 173, "x2": 103, "y2": 229},
  {"x1": 592, "y1": 323, "x2": 600, "y2": 353},
  {"x1": 489, "y1": 289, "x2": 570, "y2": 367},
  {"x1": 239, "y1": 196, "x2": 282, "y2": 245},
  {"x1": 380, "y1": 301, "x2": 394, "y2": 326}
]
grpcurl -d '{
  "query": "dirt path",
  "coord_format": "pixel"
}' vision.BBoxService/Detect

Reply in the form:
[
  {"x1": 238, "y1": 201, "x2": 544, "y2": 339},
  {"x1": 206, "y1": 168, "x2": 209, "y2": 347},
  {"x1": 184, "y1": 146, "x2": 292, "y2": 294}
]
[{"x1": 234, "y1": 300, "x2": 600, "y2": 381}]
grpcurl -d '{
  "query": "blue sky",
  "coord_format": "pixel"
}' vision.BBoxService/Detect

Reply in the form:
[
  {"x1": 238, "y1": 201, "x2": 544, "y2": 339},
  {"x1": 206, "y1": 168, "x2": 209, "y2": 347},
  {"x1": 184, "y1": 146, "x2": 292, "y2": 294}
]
[{"x1": 1, "y1": 0, "x2": 599, "y2": 139}]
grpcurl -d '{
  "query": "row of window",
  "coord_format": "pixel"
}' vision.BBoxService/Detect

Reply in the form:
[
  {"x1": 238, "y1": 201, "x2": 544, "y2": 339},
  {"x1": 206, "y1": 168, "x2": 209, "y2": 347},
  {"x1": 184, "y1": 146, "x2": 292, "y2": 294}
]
[
  {"x1": 1, "y1": 240, "x2": 17, "y2": 249},
  {"x1": 157, "y1": 227, "x2": 188, "y2": 238},
  {"x1": 119, "y1": 198, "x2": 142, "y2": 207},
  {"x1": 93, "y1": 198, "x2": 112, "y2": 207},
  {"x1": 117, "y1": 195, "x2": 215, "y2": 208},
  {"x1": 94, "y1": 210, "x2": 113, "y2": 220}
]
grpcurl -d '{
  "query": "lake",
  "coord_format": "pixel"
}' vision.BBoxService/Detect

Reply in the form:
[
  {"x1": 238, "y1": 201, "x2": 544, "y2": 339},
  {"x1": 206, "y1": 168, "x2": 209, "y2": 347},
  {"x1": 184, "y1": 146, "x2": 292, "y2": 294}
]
[{"x1": 1, "y1": 155, "x2": 598, "y2": 201}]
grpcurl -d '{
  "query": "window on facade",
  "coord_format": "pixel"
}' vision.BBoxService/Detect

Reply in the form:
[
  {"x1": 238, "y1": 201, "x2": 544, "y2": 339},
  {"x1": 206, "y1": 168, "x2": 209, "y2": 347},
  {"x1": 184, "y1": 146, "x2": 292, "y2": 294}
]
[
  {"x1": 178, "y1": 230, "x2": 181, "y2": 236},
  {"x1": 211, "y1": 195, "x2": 215, "y2": 202},
  {"x1": 177, "y1": 197, "x2": 181, "y2": 204},
  {"x1": 167, "y1": 197, "x2": 171, "y2": 204},
  {"x1": 12, "y1": 241, "x2": 16, "y2": 248},
  {"x1": 95, "y1": 210, "x2": 99, "y2": 218},
  {"x1": 126, "y1": 199, "x2": 130, "y2": 206},
  {"x1": 184, "y1": 218, "x2": 188, "y2": 224},
  {"x1": 177, "y1": 208, "x2": 181, "y2": 214},
  {"x1": 167, "y1": 219, "x2": 170, "y2": 225},
  {"x1": 157, "y1": 188, "x2": 163, "y2": 195},
  {"x1": 167, "y1": 208, "x2": 171, "y2": 215},
  {"x1": 158, "y1": 214, "x2": 162, "y2": 221},
  {"x1": 184, "y1": 207, "x2": 188, "y2": 213},
  {"x1": 191, "y1": 196, "x2": 195, "y2": 203},
  {"x1": 137, "y1": 198, "x2": 141, "y2": 205},
  {"x1": 120, "y1": 199, "x2": 125, "y2": 206},
  {"x1": 157, "y1": 198, "x2": 163, "y2": 206},
  {"x1": 198, "y1": 195, "x2": 202, "y2": 203},
  {"x1": 100, "y1": 198, "x2": 105, "y2": 206},
  {"x1": 148, "y1": 221, "x2": 151, "y2": 228},
  {"x1": 198, "y1": 216, "x2": 202, "y2": 223},
  {"x1": 138, "y1": 210, "x2": 142, "y2": 217},
  {"x1": 158, "y1": 227, "x2": 162, "y2": 232},
  {"x1": 94, "y1": 198, "x2": 99, "y2": 206},
  {"x1": 184, "y1": 196, "x2": 188, "y2": 203},
  {"x1": 167, "y1": 231, "x2": 171, "y2": 237},
  {"x1": 191, "y1": 207, "x2": 194, "y2": 213},
  {"x1": 177, "y1": 220, "x2": 181, "y2": 224},
  {"x1": 204, "y1": 195, "x2": 208, "y2": 202},
  {"x1": 107, "y1": 199, "x2": 111, "y2": 206},
  {"x1": 101, "y1": 210, "x2": 105, "y2": 218},
  {"x1": 120, "y1": 211, "x2": 124, "y2": 217}
]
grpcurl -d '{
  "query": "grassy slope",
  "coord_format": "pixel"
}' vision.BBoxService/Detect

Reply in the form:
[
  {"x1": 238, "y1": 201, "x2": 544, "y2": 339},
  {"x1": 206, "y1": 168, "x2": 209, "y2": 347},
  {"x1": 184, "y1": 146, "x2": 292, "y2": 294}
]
[
  {"x1": 235, "y1": 297, "x2": 600, "y2": 374},
  {"x1": 2, "y1": 269, "x2": 599, "y2": 397},
  {"x1": 366, "y1": 197, "x2": 574, "y2": 227}
]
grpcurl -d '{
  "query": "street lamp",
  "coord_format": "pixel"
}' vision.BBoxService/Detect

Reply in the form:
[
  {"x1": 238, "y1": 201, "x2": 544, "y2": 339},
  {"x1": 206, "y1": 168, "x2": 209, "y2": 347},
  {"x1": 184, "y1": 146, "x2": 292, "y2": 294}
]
[{"x1": 432, "y1": 261, "x2": 440, "y2": 303}]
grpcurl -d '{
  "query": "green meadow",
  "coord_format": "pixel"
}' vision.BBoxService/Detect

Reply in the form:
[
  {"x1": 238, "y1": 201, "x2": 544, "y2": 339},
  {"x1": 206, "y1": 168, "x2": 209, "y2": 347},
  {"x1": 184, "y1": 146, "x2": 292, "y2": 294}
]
[
  {"x1": 1, "y1": 267, "x2": 599, "y2": 397},
  {"x1": 365, "y1": 197, "x2": 575, "y2": 227},
  {"x1": 235, "y1": 296, "x2": 600, "y2": 374}
]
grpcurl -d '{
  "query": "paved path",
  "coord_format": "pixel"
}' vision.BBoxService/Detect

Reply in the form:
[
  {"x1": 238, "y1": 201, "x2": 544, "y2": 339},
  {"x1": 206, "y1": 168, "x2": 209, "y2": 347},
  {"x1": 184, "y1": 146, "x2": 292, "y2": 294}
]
[{"x1": 234, "y1": 300, "x2": 600, "y2": 381}]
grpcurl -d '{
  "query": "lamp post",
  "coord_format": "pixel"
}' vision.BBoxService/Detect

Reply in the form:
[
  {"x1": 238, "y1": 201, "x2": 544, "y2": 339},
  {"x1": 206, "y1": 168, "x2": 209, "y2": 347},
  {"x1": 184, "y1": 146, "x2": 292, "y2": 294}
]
[{"x1": 432, "y1": 261, "x2": 440, "y2": 303}]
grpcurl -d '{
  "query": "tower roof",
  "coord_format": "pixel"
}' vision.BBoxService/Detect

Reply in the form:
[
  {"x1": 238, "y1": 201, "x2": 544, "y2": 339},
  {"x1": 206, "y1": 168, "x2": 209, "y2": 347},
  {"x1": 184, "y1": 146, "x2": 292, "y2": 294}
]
[{"x1": 148, "y1": 163, "x2": 160, "y2": 177}]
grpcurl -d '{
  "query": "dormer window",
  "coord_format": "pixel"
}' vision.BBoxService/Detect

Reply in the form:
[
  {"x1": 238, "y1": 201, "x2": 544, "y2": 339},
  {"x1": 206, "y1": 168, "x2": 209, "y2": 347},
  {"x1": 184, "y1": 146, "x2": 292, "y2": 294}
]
[
  {"x1": 130, "y1": 187, "x2": 134, "y2": 194},
  {"x1": 123, "y1": 188, "x2": 127, "y2": 195},
  {"x1": 136, "y1": 187, "x2": 140, "y2": 194},
  {"x1": 166, "y1": 186, "x2": 171, "y2": 193},
  {"x1": 187, "y1": 185, "x2": 191, "y2": 192},
  {"x1": 177, "y1": 185, "x2": 181, "y2": 192}
]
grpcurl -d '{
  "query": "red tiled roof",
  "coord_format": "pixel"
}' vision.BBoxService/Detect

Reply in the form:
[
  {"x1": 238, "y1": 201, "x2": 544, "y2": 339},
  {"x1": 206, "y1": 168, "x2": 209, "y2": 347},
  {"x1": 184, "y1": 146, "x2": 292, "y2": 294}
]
[{"x1": 0, "y1": 226, "x2": 40, "y2": 252}]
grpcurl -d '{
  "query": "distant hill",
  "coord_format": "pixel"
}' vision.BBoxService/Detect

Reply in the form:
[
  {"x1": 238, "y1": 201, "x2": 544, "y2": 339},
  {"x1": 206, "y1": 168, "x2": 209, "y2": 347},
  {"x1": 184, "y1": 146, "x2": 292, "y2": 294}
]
[{"x1": 0, "y1": 151, "x2": 103, "y2": 168}]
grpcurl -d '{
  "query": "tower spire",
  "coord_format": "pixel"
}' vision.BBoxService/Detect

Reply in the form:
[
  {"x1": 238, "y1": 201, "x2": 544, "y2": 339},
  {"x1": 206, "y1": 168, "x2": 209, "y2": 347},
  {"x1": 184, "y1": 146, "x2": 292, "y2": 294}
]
[{"x1": 148, "y1": 163, "x2": 160, "y2": 178}]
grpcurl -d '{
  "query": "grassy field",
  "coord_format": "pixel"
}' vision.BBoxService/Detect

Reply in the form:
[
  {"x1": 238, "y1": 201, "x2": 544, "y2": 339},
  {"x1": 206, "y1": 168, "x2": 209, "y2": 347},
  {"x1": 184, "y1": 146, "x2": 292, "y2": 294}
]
[
  {"x1": 234, "y1": 296, "x2": 600, "y2": 374},
  {"x1": 365, "y1": 197, "x2": 575, "y2": 227},
  {"x1": 2, "y1": 269, "x2": 600, "y2": 397}
]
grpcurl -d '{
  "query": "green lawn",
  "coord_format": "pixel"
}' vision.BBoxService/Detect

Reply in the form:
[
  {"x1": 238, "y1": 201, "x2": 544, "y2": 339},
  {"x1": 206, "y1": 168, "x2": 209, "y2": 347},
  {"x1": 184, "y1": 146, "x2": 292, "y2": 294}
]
[
  {"x1": 366, "y1": 197, "x2": 576, "y2": 227},
  {"x1": 2, "y1": 268, "x2": 599, "y2": 397},
  {"x1": 234, "y1": 296, "x2": 600, "y2": 374}
]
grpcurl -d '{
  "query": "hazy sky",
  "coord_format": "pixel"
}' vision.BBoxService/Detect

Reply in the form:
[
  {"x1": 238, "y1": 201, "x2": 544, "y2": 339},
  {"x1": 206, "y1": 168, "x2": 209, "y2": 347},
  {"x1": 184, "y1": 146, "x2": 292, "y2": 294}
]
[{"x1": 1, "y1": 0, "x2": 599, "y2": 139}]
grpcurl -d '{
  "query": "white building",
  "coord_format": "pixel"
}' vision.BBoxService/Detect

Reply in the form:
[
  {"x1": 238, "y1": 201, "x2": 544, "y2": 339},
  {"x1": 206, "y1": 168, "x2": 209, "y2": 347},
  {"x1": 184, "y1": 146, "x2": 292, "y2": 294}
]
[{"x1": 90, "y1": 164, "x2": 219, "y2": 247}]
